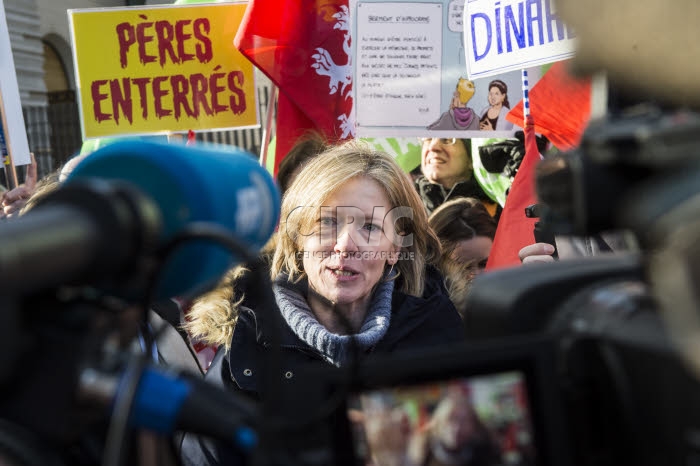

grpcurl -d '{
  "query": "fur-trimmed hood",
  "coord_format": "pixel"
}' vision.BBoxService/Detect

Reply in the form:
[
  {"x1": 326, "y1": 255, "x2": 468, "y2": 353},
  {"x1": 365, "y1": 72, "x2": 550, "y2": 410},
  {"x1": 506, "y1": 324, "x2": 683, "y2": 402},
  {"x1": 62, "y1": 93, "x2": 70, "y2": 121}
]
[
  {"x1": 182, "y1": 236, "x2": 277, "y2": 349},
  {"x1": 181, "y1": 265, "x2": 248, "y2": 350}
]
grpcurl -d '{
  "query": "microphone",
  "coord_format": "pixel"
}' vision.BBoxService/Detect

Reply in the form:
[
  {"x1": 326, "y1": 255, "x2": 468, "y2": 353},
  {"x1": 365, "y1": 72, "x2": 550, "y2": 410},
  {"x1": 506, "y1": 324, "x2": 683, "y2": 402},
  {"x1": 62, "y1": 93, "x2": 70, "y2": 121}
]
[
  {"x1": 80, "y1": 364, "x2": 258, "y2": 452},
  {"x1": 0, "y1": 141, "x2": 280, "y2": 299}
]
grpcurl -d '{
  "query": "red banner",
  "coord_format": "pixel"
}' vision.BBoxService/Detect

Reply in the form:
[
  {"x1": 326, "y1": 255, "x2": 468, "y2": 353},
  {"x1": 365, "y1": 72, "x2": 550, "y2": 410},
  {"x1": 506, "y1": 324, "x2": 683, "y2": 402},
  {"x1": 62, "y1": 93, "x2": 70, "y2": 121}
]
[
  {"x1": 486, "y1": 115, "x2": 540, "y2": 270},
  {"x1": 234, "y1": 0, "x2": 354, "y2": 174}
]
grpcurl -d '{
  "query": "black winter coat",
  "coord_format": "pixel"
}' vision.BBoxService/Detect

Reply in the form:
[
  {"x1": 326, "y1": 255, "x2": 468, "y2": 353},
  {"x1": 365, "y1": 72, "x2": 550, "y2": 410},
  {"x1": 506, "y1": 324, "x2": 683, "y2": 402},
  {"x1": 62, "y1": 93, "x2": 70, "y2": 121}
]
[
  {"x1": 415, "y1": 175, "x2": 494, "y2": 215},
  {"x1": 180, "y1": 271, "x2": 464, "y2": 465}
]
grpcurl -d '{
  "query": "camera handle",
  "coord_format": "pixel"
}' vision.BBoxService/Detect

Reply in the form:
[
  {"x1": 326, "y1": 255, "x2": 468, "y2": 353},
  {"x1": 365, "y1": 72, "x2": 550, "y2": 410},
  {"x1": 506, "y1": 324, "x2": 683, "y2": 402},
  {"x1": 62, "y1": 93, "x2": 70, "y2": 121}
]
[{"x1": 525, "y1": 204, "x2": 559, "y2": 259}]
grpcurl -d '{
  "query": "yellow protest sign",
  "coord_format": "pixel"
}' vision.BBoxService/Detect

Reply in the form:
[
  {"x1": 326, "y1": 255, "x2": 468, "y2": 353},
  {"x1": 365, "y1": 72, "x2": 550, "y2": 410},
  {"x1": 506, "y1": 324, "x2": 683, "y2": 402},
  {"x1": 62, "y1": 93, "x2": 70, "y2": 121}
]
[{"x1": 69, "y1": 4, "x2": 257, "y2": 139}]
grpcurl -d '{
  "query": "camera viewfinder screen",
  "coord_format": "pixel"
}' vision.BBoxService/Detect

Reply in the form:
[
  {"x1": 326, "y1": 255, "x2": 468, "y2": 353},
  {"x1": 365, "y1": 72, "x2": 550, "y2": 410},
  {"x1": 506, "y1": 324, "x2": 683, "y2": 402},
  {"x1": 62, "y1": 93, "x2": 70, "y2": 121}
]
[{"x1": 348, "y1": 371, "x2": 536, "y2": 466}]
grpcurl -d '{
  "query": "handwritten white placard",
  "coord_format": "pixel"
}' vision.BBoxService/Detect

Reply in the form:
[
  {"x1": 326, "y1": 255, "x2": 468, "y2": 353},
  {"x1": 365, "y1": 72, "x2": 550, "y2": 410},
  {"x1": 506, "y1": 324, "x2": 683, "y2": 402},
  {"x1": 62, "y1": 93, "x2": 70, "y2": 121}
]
[{"x1": 355, "y1": 2, "x2": 443, "y2": 127}]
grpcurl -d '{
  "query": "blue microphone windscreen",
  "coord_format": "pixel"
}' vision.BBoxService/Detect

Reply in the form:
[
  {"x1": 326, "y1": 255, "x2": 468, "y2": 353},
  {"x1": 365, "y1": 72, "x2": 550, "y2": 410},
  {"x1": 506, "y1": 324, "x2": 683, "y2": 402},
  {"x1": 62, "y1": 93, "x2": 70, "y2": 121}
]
[{"x1": 67, "y1": 140, "x2": 280, "y2": 299}]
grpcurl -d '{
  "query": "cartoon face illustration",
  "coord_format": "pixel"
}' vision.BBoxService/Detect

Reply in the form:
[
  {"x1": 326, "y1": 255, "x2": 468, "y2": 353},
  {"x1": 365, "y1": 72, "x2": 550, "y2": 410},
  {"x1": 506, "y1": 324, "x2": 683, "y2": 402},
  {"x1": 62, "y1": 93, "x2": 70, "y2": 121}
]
[
  {"x1": 456, "y1": 78, "x2": 476, "y2": 106},
  {"x1": 429, "y1": 78, "x2": 480, "y2": 131},
  {"x1": 487, "y1": 86, "x2": 506, "y2": 106}
]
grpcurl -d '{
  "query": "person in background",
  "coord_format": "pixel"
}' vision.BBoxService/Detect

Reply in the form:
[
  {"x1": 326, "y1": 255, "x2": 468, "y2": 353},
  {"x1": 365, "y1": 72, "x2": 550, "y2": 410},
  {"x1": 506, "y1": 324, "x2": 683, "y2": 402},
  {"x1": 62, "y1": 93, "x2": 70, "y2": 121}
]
[
  {"x1": 180, "y1": 141, "x2": 464, "y2": 465},
  {"x1": 479, "y1": 79, "x2": 514, "y2": 132},
  {"x1": 359, "y1": 397, "x2": 414, "y2": 466},
  {"x1": 429, "y1": 198, "x2": 497, "y2": 269},
  {"x1": 276, "y1": 132, "x2": 329, "y2": 195},
  {"x1": 415, "y1": 137, "x2": 500, "y2": 218},
  {"x1": 407, "y1": 389, "x2": 501, "y2": 466},
  {"x1": 429, "y1": 198, "x2": 497, "y2": 316}
]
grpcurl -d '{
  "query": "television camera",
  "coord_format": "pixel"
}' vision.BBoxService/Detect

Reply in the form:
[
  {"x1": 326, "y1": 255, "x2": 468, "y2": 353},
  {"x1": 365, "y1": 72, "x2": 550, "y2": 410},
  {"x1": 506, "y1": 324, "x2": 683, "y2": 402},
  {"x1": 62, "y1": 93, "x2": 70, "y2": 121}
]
[
  {"x1": 454, "y1": 107, "x2": 700, "y2": 466},
  {"x1": 0, "y1": 141, "x2": 279, "y2": 466}
]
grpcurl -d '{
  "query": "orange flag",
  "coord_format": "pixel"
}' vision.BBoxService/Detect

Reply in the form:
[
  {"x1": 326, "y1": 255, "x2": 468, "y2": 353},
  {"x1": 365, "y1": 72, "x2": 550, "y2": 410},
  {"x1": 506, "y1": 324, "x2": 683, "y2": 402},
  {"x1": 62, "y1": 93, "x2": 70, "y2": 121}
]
[{"x1": 507, "y1": 61, "x2": 591, "y2": 151}]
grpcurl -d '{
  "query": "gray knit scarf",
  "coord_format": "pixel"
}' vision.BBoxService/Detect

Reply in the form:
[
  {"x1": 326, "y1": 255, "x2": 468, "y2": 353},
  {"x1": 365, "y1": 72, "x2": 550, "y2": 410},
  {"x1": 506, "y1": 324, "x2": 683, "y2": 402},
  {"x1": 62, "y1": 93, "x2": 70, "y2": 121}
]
[{"x1": 273, "y1": 273, "x2": 395, "y2": 367}]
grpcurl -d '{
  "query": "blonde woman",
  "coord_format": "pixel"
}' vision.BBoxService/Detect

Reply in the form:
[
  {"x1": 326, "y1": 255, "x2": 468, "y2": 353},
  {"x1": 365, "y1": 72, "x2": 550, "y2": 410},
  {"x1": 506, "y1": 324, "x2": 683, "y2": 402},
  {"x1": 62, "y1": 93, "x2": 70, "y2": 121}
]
[{"x1": 181, "y1": 141, "x2": 464, "y2": 465}]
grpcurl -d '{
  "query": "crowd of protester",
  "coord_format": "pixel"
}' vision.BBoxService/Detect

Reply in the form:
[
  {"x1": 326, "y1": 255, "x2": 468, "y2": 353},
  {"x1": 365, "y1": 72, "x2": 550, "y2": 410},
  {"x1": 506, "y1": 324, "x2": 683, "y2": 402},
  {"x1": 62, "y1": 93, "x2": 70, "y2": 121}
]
[{"x1": 3, "y1": 125, "x2": 608, "y2": 466}]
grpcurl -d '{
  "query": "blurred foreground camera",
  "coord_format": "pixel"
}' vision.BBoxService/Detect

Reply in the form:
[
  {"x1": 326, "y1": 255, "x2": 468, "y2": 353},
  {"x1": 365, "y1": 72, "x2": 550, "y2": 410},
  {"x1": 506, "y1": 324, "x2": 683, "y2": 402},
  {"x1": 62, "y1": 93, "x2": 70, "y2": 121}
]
[
  {"x1": 535, "y1": 108, "x2": 700, "y2": 241},
  {"x1": 450, "y1": 106, "x2": 700, "y2": 466}
]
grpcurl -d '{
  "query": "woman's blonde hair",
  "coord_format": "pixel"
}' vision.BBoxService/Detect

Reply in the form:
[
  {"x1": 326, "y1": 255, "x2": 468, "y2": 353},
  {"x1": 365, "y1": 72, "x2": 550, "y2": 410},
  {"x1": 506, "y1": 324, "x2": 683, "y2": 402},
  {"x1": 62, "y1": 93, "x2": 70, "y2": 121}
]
[{"x1": 271, "y1": 140, "x2": 440, "y2": 297}]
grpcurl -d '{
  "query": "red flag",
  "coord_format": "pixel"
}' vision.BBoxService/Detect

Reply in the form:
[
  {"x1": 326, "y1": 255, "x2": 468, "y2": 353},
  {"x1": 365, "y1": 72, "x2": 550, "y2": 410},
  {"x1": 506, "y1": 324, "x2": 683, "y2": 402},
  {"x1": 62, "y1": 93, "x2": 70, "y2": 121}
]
[
  {"x1": 486, "y1": 62, "x2": 592, "y2": 269},
  {"x1": 485, "y1": 115, "x2": 540, "y2": 270},
  {"x1": 234, "y1": 0, "x2": 354, "y2": 175},
  {"x1": 506, "y1": 61, "x2": 591, "y2": 151},
  {"x1": 275, "y1": 93, "x2": 316, "y2": 165}
]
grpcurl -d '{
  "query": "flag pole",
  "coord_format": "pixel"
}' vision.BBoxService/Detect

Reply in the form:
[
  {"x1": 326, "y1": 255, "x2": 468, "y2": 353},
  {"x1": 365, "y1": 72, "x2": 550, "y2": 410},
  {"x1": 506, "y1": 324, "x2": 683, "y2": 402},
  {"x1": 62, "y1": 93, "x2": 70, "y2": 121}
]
[
  {"x1": 260, "y1": 84, "x2": 278, "y2": 169},
  {"x1": 0, "y1": 116, "x2": 18, "y2": 189},
  {"x1": 521, "y1": 69, "x2": 530, "y2": 126}
]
